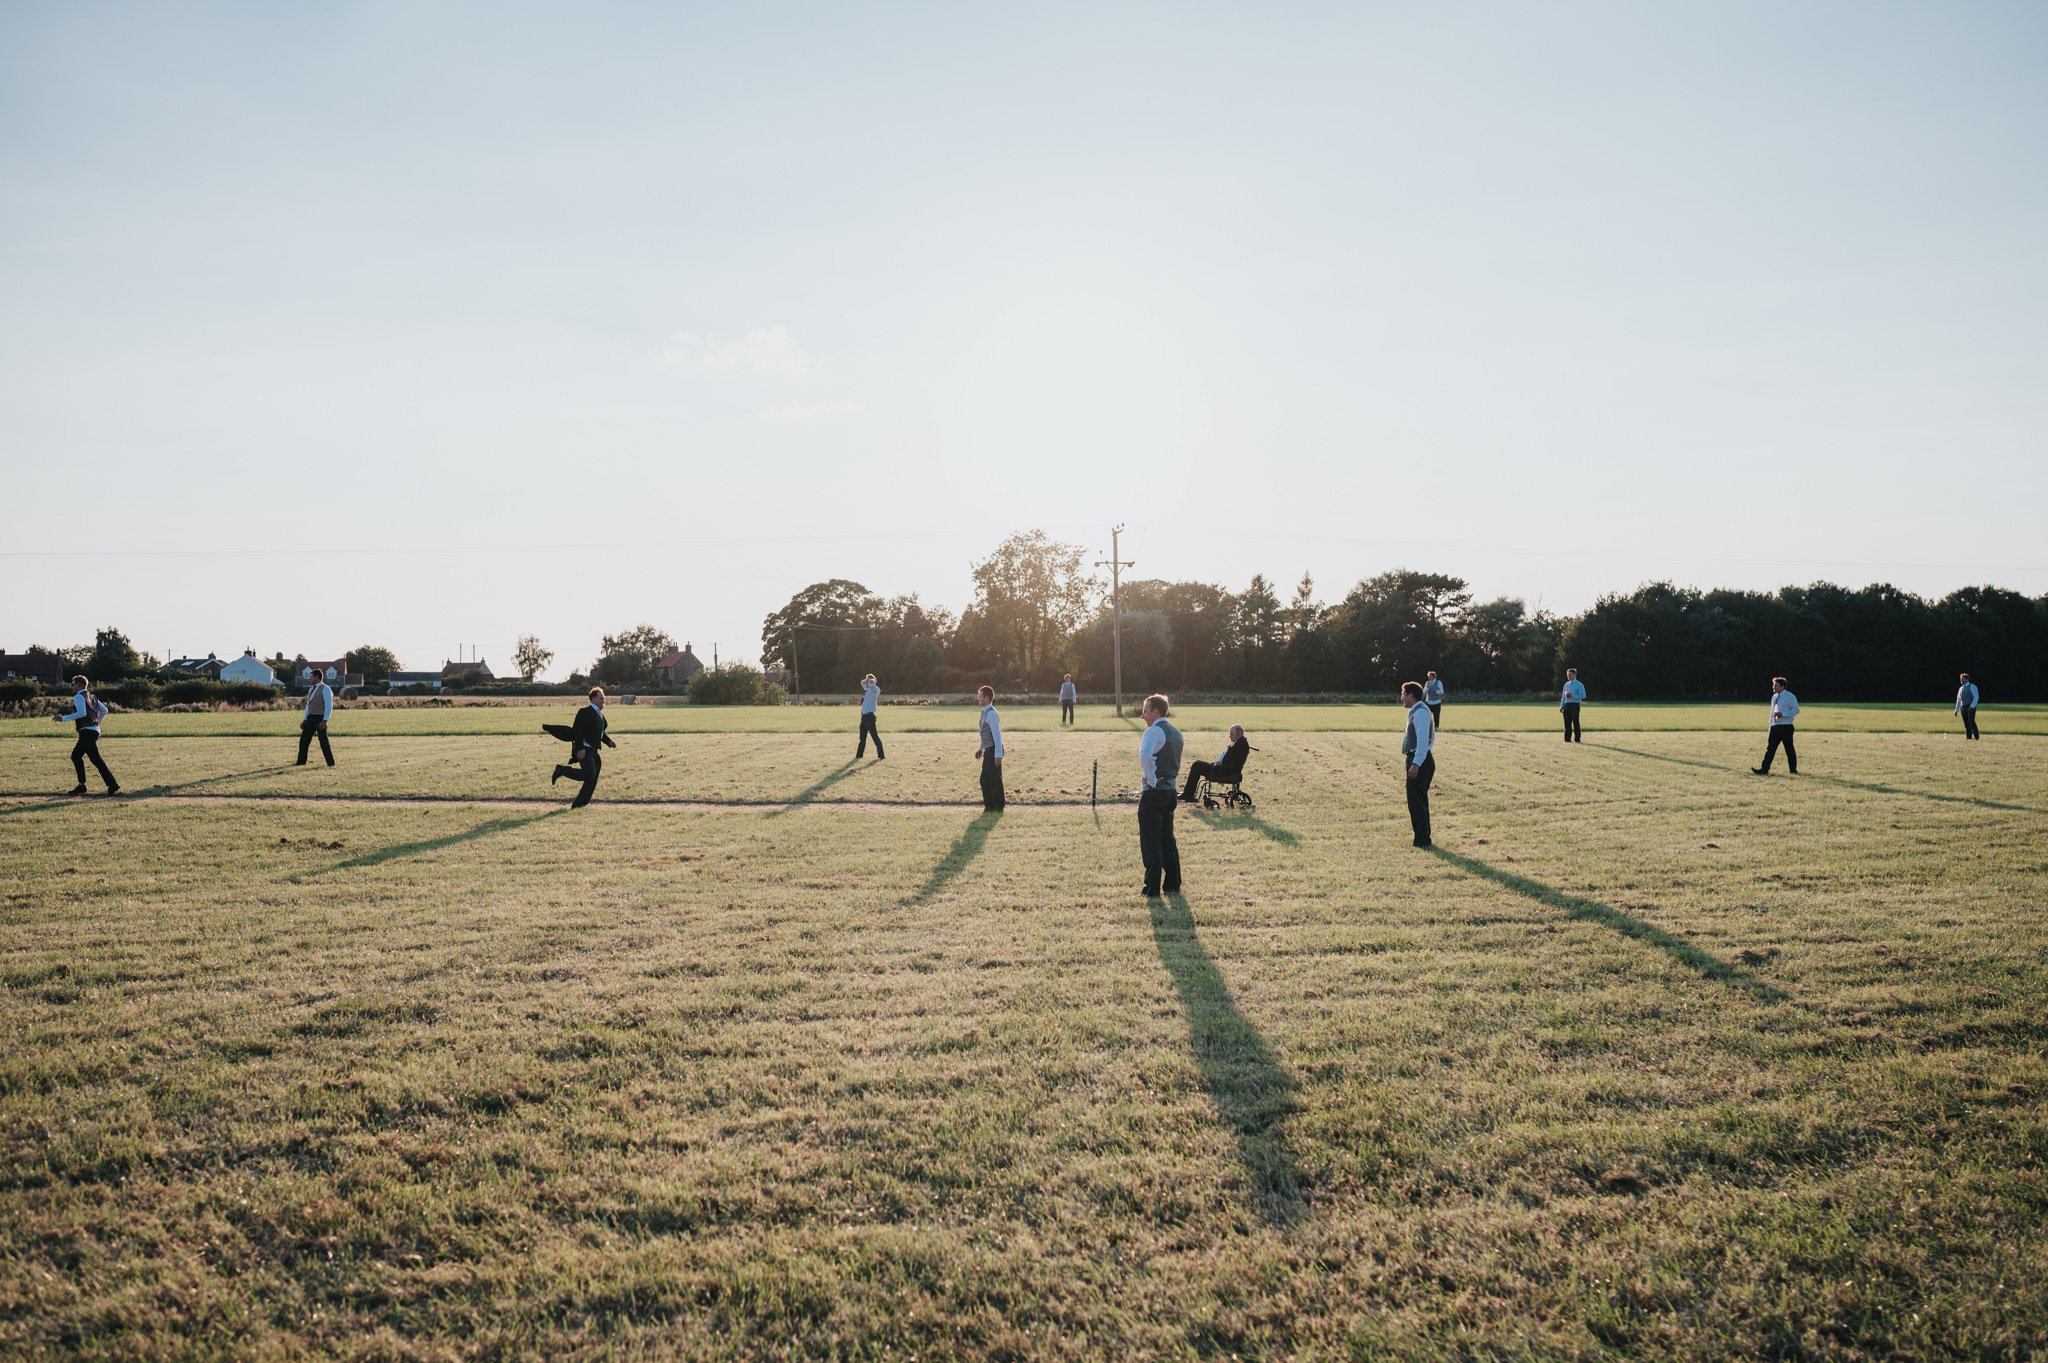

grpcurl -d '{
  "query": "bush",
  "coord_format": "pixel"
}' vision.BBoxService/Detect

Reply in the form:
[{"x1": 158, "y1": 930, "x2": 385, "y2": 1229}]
[
  {"x1": 158, "y1": 679, "x2": 280, "y2": 707},
  {"x1": 104, "y1": 679, "x2": 158, "y2": 710},
  {"x1": 687, "y1": 664, "x2": 784, "y2": 706},
  {"x1": 0, "y1": 680, "x2": 38, "y2": 706}
]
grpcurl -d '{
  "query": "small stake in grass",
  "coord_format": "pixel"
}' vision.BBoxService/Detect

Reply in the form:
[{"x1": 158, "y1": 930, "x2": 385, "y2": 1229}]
[{"x1": 1092, "y1": 759, "x2": 1097, "y2": 808}]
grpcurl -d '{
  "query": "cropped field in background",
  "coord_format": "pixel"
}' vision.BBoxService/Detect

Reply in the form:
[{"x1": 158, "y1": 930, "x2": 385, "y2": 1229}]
[{"x1": 1, "y1": 706, "x2": 2042, "y2": 1359}]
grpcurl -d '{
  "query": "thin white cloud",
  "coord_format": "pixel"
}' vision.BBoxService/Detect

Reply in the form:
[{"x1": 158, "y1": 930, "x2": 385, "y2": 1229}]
[{"x1": 657, "y1": 325, "x2": 812, "y2": 379}]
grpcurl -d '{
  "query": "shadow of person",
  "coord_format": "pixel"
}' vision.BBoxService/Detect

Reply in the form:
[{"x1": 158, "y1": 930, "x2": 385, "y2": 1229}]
[
  {"x1": 0, "y1": 764, "x2": 296, "y2": 818},
  {"x1": 1189, "y1": 807, "x2": 1300, "y2": 846},
  {"x1": 904, "y1": 810, "x2": 1001, "y2": 904},
  {"x1": 1426, "y1": 847, "x2": 1786, "y2": 1003},
  {"x1": 1150, "y1": 892, "x2": 1306, "y2": 1227},
  {"x1": 761, "y1": 760, "x2": 862, "y2": 818},
  {"x1": 295, "y1": 808, "x2": 565, "y2": 879}
]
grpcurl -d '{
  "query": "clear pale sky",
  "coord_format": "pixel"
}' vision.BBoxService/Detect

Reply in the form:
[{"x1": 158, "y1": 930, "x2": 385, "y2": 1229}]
[{"x1": 4, "y1": 2, "x2": 2043, "y2": 675}]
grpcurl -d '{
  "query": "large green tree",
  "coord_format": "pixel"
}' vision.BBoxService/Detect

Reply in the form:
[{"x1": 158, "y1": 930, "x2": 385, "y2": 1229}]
[
  {"x1": 513, "y1": 635, "x2": 553, "y2": 682},
  {"x1": 968, "y1": 531, "x2": 1097, "y2": 689},
  {"x1": 345, "y1": 645, "x2": 400, "y2": 682},
  {"x1": 590, "y1": 625, "x2": 676, "y2": 691},
  {"x1": 760, "y1": 580, "x2": 888, "y2": 694}
]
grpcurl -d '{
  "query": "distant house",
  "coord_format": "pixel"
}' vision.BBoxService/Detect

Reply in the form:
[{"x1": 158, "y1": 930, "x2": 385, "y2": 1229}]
[
  {"x1": 290, "y1": 657, "x2": 365, "y2": 689},
  {"x1": 655, "y1": 643, "x2": 705, "y2": 690},
  {"x1": 387, "y1": 671, "x2": 444, "y2": 692},
  {"x1": 218, "y1": 650, "x2": 278, "y2": 687},
  {"x1": 170, "y1": 653, "x2": 227, "y2": 680},
  {"x1": 0, "y1": 652, "x2": 63, "y2": 684},
  {"x1": 441, "y1": 659, "x2": 494, "y2": 683}
]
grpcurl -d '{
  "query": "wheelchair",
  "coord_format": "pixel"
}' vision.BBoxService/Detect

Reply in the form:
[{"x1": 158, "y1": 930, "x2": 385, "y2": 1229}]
[{"x1": 1197, "y1": 772, "x2": 1254, "y2": 811}]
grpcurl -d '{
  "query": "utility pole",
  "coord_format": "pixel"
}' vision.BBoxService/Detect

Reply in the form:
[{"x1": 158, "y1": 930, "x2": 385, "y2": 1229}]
[{"x1": 1094, "y1": 523, "x2": 1135, "y2": 717}]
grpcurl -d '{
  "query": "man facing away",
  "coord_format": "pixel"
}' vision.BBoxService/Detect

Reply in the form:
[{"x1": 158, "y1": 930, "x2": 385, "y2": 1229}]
[
  {"x1": 298, "y1": 671, "x2": 336, "y2": 767},
  {"x1": 1180, "y1": 723, "x2": 1250, "y2": 803},
  {"x1": 1137, "y1": 693, "x2": 1184, "y2": 897},
  {"x1": 974, "y1": 685, "x2": 1005, "y2": 811},
  {"x1": 1400, "y1": 680, "x2": 1435, "y2": 849},
  {"x1": 52, "y1": 674, "x2": 119, "y2": 796},
  {"x1": 1956, "y1": 672, "x2": 1981, "y2": 740},
  {"x1": 1752, "y1": 676, "x2": 1800, "y2": 775},
  {"x1": 1423, "y1": 671, "x2": 1445, "y2": 730},
  {"x1": 1059, "y1": 674, "x2": 1077, "y2": 726},
  {"x1": 856, "y1": 673, "x2": 885, "y2": 760},
  {"x1": 1559, "y1": 668, "x2": 1586, "y2": 743},
  {"x1": 552, "y1": 686, "x2": 617, "y2": 808}
]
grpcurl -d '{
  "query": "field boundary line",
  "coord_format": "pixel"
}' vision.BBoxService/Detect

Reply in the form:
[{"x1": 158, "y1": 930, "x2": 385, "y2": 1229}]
[{"x1": 0, "y1": 789, "x2": 1104, "y2": 813}]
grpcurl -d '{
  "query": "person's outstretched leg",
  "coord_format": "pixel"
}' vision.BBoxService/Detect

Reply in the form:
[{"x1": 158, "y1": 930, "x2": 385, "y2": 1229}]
[
  {"x1": 318, "y1": 727, "x2": 335, "y2": 766},
  {"x1": 1160, "y1": 797, "x2": 1181, "y2": 892},
  {"x1": 71, "y1": 736, "x2": 88, "y2": 789},
  {"x1": 570, "y1": 752, "x2": 602, "y2": 808},
  {"x1": 1181, "y1": 760, "x2": 1211, "y2": 803},
  {"x1": 297, "y1": 721, "x2": 314, "y2": 765},
  {"x1": 1783, "y1": 727, "x2": 1797, "y2": 774},
  {"x1": 78, "y1": 732, "x2": 117, "y2": 791}
]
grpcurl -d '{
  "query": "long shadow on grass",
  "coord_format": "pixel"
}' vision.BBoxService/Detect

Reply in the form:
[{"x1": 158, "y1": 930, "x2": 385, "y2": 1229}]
[
  {"x1": 1190, "y1": 806, "x2": 1300, "y2": 847},
  {"x1": 0, "y1": 764, "x2": 294, "y2": 818},
  {"x1": 296, "y1": 808, "x2": 565, "y2": 879},
  {"x1": 761, "y1": 759, "x2": 861, "y2": 818},
  {"x1": 1590, "y1": 742, "x2": 2045, "y2": 814},
  {"x1": 903, "y1": 811, "x2": 1000, "y2": 903},
  {"x1": 1427, "y1": 848, "x2": 1785, "y2": 1003},
  {"x1": 1151, "y1": 892, "x2": 1305, "y2": 1226}
]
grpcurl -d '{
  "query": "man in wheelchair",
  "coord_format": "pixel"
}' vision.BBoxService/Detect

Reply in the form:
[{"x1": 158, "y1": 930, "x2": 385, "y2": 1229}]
[{"x1": 1180, "y1": 724, "x2": 1253, "y2": 806}]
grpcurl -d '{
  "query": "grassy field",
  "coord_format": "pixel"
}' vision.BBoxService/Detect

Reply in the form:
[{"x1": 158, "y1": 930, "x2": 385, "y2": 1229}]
[{"x1": 1, "y1": 707, "x2": 2043, "y2": 1360}]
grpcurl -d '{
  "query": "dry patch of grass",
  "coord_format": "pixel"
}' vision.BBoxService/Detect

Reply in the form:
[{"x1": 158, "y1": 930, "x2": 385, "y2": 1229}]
[{"x1": 1, "y1": 726, "x2": 2043, "y2": 1359}]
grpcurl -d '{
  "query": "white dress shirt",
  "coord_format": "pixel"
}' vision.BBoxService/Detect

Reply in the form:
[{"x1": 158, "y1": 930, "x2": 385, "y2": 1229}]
[
  {"x1": 1770, "y1": 690, "x2": 1799, "y2": 725},
  {"x1": 305, "y1": 681, "x2": 333, "y2": 721},
  {"x1": 1956, "y1": 682, "x2": 1979, "y2": 711},
  {"x1": 1139, "y1": 723, "x2": 1167, "y2": 788},
  {"x1": 1423, "y1": 678, "x2": 1444, "y2": 704},
  {"x1": 979, "y1": 704, "x2": 1004, "y2": 759},
  {"x1": 1059, "y1": 681, "x2": 1077, "y2": 701},
  {"x1": 1403, "y1": 702, "x2": 1434, "y2": 765},
  {"x1": 861, "y1": 681, "x2": 879, "y2": 714},
  {"x1": 55, "y1": 690, "x2": 99, "y2": 731},
  {"x1": 1560, "y1": 679, "x2": 1585, "y2": 706}
]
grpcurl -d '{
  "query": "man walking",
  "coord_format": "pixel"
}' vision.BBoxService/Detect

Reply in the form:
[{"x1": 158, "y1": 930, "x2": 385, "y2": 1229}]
[
  {"x1": 1752, "y1": 676, "x2": 1799, "y2": 775},
  {"x1": 298, "y1": 671, "x2": 336, "y2": 767},
  {"x1": 1424, "y1": 671, "x2": 1445, "y2": 731},
  {"x1": 856, "y1": 673, "x2": 885, "y2": 760},
  {"x1": 52, "y1": 675, "x2": 118, "y2": 796},
  {"x1": 1138, "y1": 693, "x2": 1184, "y2": 897},
  {"x1": 1059, "y1": 674, "x2": 1077, "y2": 726},
  {"x1": 1559, "y1": 668, "x2": 1586, "y2": 743},
  {"x1": 974, "y1": 685, "x2": 1005, "y2": 811},
  {"x1": 552, "y1": 686, "x2": 617, "y2": 808},
  {"x1": 1400, "y1": 680, "x2": 1435, "y2": 849},
  {"x1": 1956, "y1": 672, "x2": 1981, "y2": 740}
]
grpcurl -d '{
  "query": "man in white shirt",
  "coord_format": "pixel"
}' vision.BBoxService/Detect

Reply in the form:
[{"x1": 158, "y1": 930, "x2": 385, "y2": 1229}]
[
  {"x1": 1955, "y1": 672, "x2": 1981, "y2": 741},
  {"x1": 974, "y1": 685, "x2": 1005, "y2": 811},
  {"x1": 1137, "y1": 693, "x2": 1184, "y2": 897},
  {"x1": 52, "y1": 674, "x2": 119, "y2": 796},
  {"x1": 1401, "y1": 680, "x2": 1435, "y2": 849},
  {"x1": 1752, "y1": 676, "x2": 1800, "y2": 775},
  {"x1": 1559, "y1": 668, "x2": 1586, "y2": 743},
  {"x1": 1059, "y1": 674, "x2": 1078, "y2": 726},
  {"x1": 1423, "y1": 672, "x2": 1445, "y2": 731},
  {"x1": 298, "y1": 673, "x2": 336, "y2": 767},
  {"x1": 856, "y1": 673, "x2": 885, "y2": 760}
]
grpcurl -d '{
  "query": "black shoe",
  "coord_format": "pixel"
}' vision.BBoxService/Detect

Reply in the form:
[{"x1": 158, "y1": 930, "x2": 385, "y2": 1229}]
[
  {"x1": 67, "y1": 784, "x2": 87, "y2": 796},
  {"x1": 1163, "y1": 882, "x2": 1181, "y2": 894},
  {"x1": 101, "y1": 786, "x2": 121, "y2": 798},
  {"x1": 1751, "y1": 767, "x2": 1768, "y2": 775},
  {"x1": 1413, "y1": 839, "x2": 1432, "y2": 850}
]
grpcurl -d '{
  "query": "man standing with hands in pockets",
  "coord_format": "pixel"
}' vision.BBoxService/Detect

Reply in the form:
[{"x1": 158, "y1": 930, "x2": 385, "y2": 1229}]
[
  {"x1": 1401, "y1": 680, "x2": 1435, "y2": 849},
  {"x1": 974, "y1": 685, "x2": 1005, "y2": 812},
  {"x1": 1137, "y1": 693, "x2": 1183, "y2": 898},
  {"x1": 298, "y1": 670, "x2": 336, "y2": 767}
]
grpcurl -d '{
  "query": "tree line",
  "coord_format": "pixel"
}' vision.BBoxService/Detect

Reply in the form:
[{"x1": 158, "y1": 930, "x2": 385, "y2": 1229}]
[{"x1": 759, "y1": 531, "x2": 2048, "y2": 700}]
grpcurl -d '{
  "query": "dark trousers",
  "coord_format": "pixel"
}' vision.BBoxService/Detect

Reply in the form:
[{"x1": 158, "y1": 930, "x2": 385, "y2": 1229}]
[
  {"x1": 1405, "y1": 753, "x2": 1435, "y2": 847},
  {"x1": 1960, "y1": 707, "x2": 1979, "y2": 740},
  {"x1": 1061, "y1": 699, "x2": 1075, "y2": 724},
  {"x1": 554, "y1": 750, "x2": 602, "y2": 807},
  {"x1": 297, "y1": 716, "x2": 335, "y2": 766},
  {"x1": 71, "y1": 730, "x2": 116, "y2": 789},
  {"x1": 1760, "y1": 725, "x2": 1797, "y2": 773},
  {"x1": 1561, "y1": 703, "x2": 1581, "y2": 742},
  {"x1": 980, "y1": 751, "x2": 1005, "y2": 811},
  {"x1": 1139, "y1": 787, "x2": 1182, "y2": 894},
  {"x1": 1427, "y1": 702, "x2": 1442, "y2": 730},
  {"x1": 1180, "y1": 759, "x2": 1238, "y2": 802},
  {"x1": 857, "y1": 712, "x2": 884, "y2": 759}
]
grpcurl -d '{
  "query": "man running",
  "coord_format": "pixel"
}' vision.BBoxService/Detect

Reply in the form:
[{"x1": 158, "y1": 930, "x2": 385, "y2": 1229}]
[
  {"x1": 52, "y1": 675, "x2": 119, "y2": 796},
  {"x1": 552, "y1": 686, "x2": 617, "y2": 808}
]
